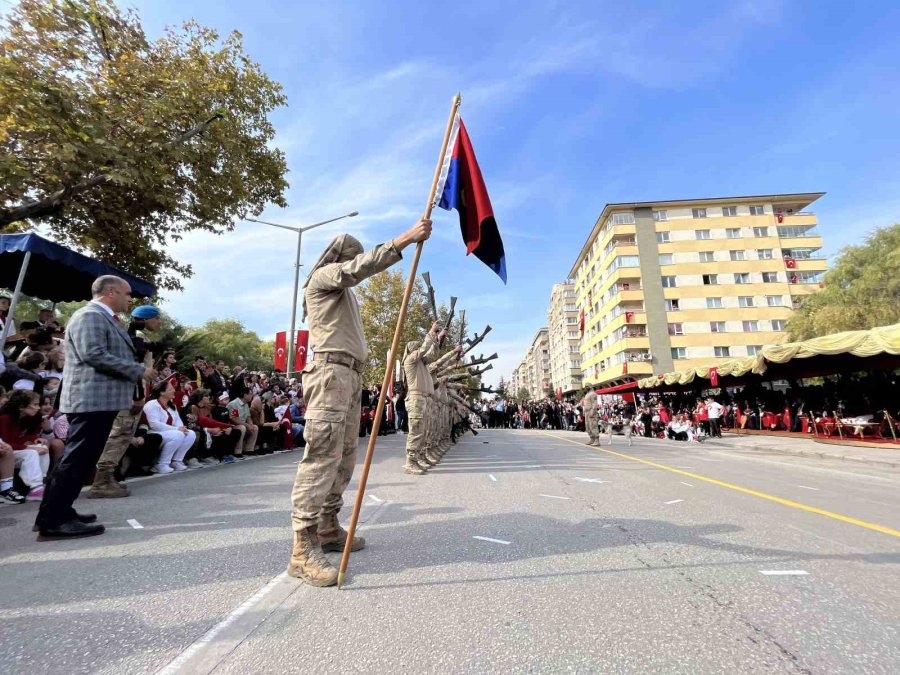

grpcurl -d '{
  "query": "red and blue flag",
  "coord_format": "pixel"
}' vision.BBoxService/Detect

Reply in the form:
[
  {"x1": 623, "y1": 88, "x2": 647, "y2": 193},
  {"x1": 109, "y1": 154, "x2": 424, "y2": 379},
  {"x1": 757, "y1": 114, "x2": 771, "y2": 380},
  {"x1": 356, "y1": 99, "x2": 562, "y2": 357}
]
[{"x1": 434, "y1": 115, "x2": 507, "y2": 283}]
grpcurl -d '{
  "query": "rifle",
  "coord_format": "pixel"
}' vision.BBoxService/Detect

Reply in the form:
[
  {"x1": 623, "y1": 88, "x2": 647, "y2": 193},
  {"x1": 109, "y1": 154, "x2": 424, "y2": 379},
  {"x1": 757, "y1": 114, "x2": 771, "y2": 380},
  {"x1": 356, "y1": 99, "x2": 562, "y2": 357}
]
[
  {"x1": 439, "y1": 296, "x2": 457, "y2": 347},
  {"x1": 421, "y1": 272, "x2": 439, "y2": 322},
  {"x1": 462, "y1": 325, "x2": 492, "y2": 356},
  {"x1": 457, "y1": 309, "x2": 466, "y2": 346}
]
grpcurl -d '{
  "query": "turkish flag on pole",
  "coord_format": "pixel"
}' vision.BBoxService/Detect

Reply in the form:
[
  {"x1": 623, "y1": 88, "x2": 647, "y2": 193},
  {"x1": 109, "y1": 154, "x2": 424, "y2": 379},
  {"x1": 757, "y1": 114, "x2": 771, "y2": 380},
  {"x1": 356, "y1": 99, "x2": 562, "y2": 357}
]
[
  {"x1": 274, "y1": 331, "x2": 287, "y2": 371},
  {"x1": 294, "y1": 330, "x2": 310, "y2": 372},
  {"x1": 709, "y1": 367, "x2": 719, "y2": 387},
  {"x1": 579, "y1": 308, "x2": 585, "y2": 337}
]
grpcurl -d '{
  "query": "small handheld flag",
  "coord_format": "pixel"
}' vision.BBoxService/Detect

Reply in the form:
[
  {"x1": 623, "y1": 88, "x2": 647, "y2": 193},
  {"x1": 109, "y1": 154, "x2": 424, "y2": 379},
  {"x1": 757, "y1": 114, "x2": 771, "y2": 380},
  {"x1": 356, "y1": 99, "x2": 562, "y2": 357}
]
[{"x1": 434, "y1": 114, "x2": 507, "y2": 283}]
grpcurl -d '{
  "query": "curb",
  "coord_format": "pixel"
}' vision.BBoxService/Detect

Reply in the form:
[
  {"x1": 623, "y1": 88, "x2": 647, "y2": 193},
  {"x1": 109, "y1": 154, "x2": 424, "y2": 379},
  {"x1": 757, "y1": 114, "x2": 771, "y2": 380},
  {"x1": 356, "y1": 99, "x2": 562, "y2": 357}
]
[{"x1": 702, "y1": 439, "x2": 899, "y2": 469}]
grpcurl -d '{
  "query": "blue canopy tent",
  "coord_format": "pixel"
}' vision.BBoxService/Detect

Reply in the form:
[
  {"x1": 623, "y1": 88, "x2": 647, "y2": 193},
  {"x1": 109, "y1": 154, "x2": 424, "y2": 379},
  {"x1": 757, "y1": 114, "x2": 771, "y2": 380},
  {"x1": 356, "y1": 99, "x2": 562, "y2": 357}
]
[{"x1": 0, "y1": 231, "x2": 156, "y2": 350}]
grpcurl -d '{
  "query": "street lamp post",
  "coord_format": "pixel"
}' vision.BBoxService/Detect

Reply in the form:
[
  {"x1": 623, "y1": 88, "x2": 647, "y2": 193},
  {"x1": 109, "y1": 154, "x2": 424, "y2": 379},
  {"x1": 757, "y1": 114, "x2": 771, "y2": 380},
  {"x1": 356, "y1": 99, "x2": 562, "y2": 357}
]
[{"x1": 247, "y1": 210, "x2": 358, "y2": 376}]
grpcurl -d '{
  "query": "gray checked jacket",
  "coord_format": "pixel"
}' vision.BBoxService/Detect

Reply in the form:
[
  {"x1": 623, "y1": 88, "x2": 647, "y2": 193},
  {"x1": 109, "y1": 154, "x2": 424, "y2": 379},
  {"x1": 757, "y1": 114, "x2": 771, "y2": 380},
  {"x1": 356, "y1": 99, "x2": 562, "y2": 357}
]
[{"x1": 60, "y1": 302, "x2": 145, "y2": 414}]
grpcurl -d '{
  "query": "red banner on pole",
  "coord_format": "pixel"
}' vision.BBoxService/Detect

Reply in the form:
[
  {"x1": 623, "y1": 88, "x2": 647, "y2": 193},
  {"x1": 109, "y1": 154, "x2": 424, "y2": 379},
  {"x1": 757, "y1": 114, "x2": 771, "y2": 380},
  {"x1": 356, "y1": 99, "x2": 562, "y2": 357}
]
[
  {"x1": 709, "y1": 367, "x2": 719, "y2": 387},
  {"x1": 274, "y1": 331, "x2": 287, "y2": 372},
  {"x1": 294, "y1": 330, "x2": 310, "y2": 372}
]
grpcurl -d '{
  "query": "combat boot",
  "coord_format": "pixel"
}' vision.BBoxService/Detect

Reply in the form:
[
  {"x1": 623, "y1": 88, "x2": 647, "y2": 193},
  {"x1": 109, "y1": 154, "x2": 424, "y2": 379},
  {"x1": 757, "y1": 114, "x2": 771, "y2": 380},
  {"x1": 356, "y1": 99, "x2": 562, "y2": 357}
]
[
  {"x1": 424, "y1": 449, "x2": 441, "y2": 465},
  {"x1": 287, "y1": 525, "x2": 338, "y2": 587},
  {"x1": 404, "y1": 457, "x2": 426, "y2": 474},
  {"x1": 318, "y1": 512, "x2": 366, "y2": 552},
  {"x1": 415, "y1": 452, "x2": 432, "y2": 471},
  {"x1": 88, "y1": 467, "x2": 130, "y2": 499}
]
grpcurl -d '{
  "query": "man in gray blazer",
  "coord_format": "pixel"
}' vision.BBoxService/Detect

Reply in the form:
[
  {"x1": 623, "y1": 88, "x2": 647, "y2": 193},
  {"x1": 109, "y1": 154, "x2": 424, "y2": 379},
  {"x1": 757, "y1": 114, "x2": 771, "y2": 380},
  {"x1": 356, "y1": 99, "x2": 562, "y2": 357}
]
[{"x1": 36, "y1": 275, "x2": 156, "y2": 540}]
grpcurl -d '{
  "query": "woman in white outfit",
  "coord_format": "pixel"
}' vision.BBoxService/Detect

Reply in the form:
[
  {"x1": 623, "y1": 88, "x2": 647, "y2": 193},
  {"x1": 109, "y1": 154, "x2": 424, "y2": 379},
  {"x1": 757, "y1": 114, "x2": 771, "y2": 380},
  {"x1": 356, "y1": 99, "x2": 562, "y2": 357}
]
[{"x1": 144, "y1": 381, "x2": 196, "y2": 474}]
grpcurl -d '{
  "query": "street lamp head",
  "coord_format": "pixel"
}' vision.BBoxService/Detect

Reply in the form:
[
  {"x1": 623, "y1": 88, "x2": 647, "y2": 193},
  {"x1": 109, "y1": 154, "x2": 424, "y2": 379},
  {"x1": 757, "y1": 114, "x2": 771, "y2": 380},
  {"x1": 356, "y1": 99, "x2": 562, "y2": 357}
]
[{"x1": 349, "y1": 211, "x2": 359, "y2": 217}]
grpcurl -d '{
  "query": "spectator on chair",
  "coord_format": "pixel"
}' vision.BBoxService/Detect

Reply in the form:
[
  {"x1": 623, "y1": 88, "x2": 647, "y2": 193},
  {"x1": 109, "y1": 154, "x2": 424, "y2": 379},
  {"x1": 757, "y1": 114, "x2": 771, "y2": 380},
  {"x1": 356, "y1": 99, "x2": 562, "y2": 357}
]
[
  {"x1": 211, "y1": 391, "x2": 239, "y2": 463},
  {"x1": 227, "y1": 390, "x2": 258, "y2": 458},
  {"x1": 0, "y1": 390, "x2": 62, "y2": 501},
  {"x1": 144, "y1": 380, "x2": 196, "y2": 474},
  {"x1": 12, "y1": 351, "x2": 47, "y2": 394},
  {"x1": 190, "y1": 388, "x2": 237, "y2": 464}
]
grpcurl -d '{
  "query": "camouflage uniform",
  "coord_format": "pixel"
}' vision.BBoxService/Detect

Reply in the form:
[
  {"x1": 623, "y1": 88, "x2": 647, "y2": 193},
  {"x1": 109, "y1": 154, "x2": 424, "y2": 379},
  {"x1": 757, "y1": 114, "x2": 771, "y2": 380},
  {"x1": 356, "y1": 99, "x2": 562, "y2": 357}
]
[
  {"x1": 583, "y1": 390, "x2": 600, "y2": 446},
  {"x1": 402, "y1": 332, "x2": 439, "y2": 474},
  {"x1": 288, "y1": 235, "x2": 402, "y2": 587}
]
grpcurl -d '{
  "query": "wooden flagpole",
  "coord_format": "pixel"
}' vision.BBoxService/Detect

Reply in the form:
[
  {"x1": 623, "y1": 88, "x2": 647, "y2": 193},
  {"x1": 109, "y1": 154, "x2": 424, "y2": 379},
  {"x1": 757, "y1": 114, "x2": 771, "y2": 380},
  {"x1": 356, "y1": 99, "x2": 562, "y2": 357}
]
[{"x1": 337, "y1": 93, "x2": 462, "y2": 588}]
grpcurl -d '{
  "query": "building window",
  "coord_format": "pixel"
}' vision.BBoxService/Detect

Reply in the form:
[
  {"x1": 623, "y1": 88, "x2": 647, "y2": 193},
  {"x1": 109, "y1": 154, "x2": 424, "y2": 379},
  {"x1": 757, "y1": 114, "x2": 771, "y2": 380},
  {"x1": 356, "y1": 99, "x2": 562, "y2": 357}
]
[
  {"x1": 661, "y1": 276, "x2": 677, "y2": 288},
  {"x1": 656, "y1": 231, "x2": 670, "y2": 243},
  {"x1": 722, "y1": 206, "x2": 737, "y2": 217},
  {"x1": 692, "y1": 208, "x2": 707, "y2": 219},
  {"x1": 730, "y1": 250, "x2": 745, "y2": 261},
  {"x1": 753, "y1": 226, "x2": 769, "y2": 237},
  {"x1": 772, "y1": 319, "x2": 787, "y2": 330},
  {"x1": 706, "y1": 297, "x2": 723, "y2": 308},
  {"x1": 757, "y1": 248, "x2": 773, "y2": 260},
  {"x1": 738, "y1": 296, "x2": 755, "y2": 308},
  {"x1": 671, "y1": 347, "x2": 687, "y2": 359},
  {"x1": 762, "y1": 272, "x2": 778, "y2": 283},
  {"x1": 611, "y1": 212, "x2": 635, "y2": 225},
  {"x1": 667, "y1": 322, "x2": 683, "y2": 336},
  {"x1": 726, "y1": 227, "x2": 741, "y2": 239},
  {"x1": 665, "y1": 299, "x2": 680, "y2": 311},
  {"x1": 699, "y1": 251, "x2": 715, "y2": 262},
  {"x1": 703, "y1": 274, "x2": 718, "y2": 285},
  {"x1": 653, "y1": 210, "x2": 668, "y2": 222},
  {"x1": 742, "y1": 320, "x2": 759, "y2": 332},
  {"x1": 766, "y1": 295, "x2": 784, "y2": 307},
  {"x1": 710, "y1": 321, "x2": 726, "y2": 333},
  {"x1": 750, "y1": 205, "x2": 765, "y2": 216},
  {"x1": 696, "y1": 229, "x2": 711, "y2": 240},
  {"x1": 714, "y1": 346, "x2": 731, "y2": 357},
  {"x1": 734, "y1": 272, "x2": 750, "y2": 284},
  {"x1": 747, "y1": 345, "x2": 762, "y2": 355},
  {"x1": 658, "y1": 253, "x2": 673, "y2": 265}
]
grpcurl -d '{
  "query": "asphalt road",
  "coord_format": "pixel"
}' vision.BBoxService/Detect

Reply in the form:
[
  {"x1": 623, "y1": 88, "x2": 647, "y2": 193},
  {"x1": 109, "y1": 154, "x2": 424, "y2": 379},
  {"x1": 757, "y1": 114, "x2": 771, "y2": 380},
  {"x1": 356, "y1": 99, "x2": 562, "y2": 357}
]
[{"x1": 1, "y1": 429, "x2": 898, "y2": 674}]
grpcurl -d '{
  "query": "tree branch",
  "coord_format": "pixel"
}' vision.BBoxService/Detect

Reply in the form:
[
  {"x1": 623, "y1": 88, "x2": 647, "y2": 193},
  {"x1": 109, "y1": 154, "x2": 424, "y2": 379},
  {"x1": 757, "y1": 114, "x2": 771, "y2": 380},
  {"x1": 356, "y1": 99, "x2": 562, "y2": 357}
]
[{"x1": 0, "y1": 113, "x2": 224, "y2": 228}]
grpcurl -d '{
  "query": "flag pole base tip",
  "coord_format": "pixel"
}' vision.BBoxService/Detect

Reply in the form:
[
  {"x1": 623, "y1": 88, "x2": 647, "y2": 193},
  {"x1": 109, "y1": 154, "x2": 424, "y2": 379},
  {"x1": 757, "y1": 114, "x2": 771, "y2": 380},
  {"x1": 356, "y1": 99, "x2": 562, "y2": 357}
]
[{"x1": 337, "y1": 572, "x2": 346, "y2": 588}]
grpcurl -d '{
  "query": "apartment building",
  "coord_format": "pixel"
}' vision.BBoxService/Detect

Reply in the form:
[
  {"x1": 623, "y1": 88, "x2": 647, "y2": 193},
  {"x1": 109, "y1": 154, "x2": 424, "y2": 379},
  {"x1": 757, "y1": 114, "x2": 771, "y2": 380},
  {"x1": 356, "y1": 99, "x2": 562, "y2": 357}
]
[
  {"x1": 530, "y1": 328, "x2": 551, "y2": 397},
  {"x1": 569, "y1": 193, "x2": 828, "y2": 387},
  {"x1": 547, "y1": 282, "x2": 583, "y2": 394}
]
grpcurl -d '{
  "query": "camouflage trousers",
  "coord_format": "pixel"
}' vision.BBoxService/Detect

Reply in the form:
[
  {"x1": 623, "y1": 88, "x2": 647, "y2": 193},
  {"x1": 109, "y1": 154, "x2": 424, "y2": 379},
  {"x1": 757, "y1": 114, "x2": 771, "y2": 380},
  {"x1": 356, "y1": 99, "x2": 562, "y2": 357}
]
[
  {"x1": 290, "y1": 361, "x2": 361, "y2": 532},
  {"x1": 96, "y1": 409, "x2": 140, "y2": 471},
  {"x1": 405, "y1": 394, "x2": 427, "y2": 459},
  {"x1": 585, "y1": 414, "x2": 600, "y2": 444}
]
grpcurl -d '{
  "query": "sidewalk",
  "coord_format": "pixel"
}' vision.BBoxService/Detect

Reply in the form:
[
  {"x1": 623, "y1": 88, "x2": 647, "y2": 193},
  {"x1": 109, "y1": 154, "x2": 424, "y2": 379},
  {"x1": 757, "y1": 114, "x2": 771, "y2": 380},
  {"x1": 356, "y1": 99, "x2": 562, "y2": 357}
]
[{"x1": 703, "y1": 433, "x2": 900, "y2": 469}]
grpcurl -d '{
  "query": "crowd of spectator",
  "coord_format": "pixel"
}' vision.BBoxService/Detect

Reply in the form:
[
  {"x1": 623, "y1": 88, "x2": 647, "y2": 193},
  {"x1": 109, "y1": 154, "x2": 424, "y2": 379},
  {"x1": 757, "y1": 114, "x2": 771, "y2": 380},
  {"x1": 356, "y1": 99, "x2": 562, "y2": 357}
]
[{"x1": 0, "y1": 298, "x2": 308, "y2": 505}]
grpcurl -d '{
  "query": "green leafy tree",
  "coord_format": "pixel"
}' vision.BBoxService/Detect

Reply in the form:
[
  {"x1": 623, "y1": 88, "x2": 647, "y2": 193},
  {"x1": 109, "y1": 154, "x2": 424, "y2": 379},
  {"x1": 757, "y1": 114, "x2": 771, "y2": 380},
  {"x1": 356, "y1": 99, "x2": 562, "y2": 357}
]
[
  {"x1": 179, "y1": 318, "x2": 273, "y2": 371},
  {"x1": 0, "y1": 0, "x2": 288, "y2": 290},
  {"x1": 357, "y1": 269, "x2": 433, "y2": 386},
  {"x1": 517, "y1": 386, "x2": 531, "y2": 402},
  {"x1": 788, "y1": 224, "x2": 900, "y2": 340},
  {"x1": 495, "y1": 376, "x2": 509, "y2": 399}
]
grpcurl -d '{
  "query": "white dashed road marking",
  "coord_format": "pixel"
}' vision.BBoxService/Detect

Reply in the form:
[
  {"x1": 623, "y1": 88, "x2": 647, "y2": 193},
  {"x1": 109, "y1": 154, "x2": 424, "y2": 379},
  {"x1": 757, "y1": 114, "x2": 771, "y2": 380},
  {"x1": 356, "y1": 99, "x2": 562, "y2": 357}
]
[
  {"x1": 539, "y1": 494, "x2": 571, "y2": 500},
  {"x1": 797, "y1": 485, "x2": 820, "y2": 491},
  {"x1": 574, "y1": 477, "x2": 610, "y2": 484},
  {"x1": 473, "y1": 536, "x2": 511, "y2": 545},
  {"x1": 760, "y1": 570, "x2": 809, "y2": 576},
  {"x1": 127, "y1": 519, "x2": 143, "y2": 529},
  {"x1": 488, "y1": 474, "x2": 498, "y2": 482},
  {"x1": 664, "y1": 499, "x2": 684, "y2": 505},
  {"x1": 680, "y1": 482, "x2": 694, "y2": 487},
  {"x1": 368, "y1": 495, "x2": 384, "y2": 503}
]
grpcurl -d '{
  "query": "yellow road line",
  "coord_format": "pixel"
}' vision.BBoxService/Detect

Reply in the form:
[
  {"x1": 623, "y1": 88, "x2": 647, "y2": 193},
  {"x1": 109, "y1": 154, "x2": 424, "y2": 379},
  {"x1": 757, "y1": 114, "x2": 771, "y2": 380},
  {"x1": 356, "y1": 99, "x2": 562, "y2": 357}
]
[{"x1": 547, "y1": 433, "x2": 900, "y2": 539}]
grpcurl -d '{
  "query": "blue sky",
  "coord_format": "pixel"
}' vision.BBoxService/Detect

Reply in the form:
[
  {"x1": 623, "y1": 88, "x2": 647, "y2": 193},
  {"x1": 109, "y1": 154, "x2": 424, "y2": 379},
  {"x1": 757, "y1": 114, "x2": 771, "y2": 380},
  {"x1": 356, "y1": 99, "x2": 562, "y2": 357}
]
[{"x1": 37, "y1": 1, "x2": 900, "y2": 384}]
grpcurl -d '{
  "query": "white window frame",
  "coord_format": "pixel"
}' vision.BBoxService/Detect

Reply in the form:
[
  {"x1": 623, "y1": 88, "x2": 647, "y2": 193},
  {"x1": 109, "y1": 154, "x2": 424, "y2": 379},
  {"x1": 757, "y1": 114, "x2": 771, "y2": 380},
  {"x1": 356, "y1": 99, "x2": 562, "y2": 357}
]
[
  {"x1": 668, "y1": 322, "x2": 684, "y2": 336},
  {"x1": 658, "y1": 253, "x2": 673, "y2": 265},
  {"x1": 699, "y1": 251, "x2": 715, "y2": 263},
  {"x1": 749, "y1": 205, "x2": 765, "y2": 216},
  {"x1": 726, "y1": 227, "x2": 741, "y2": 239},
  {"x1": 696, "y1": 229, "x2": 711, "y2": 240},
  {"x1": 762, "y1": 272, "x2": 778, "y2": 283},
  {"x1": 766, "y1": 295, "x2": 784, "y2": 307},
  {"x1": 710, "y1": 321, "x2": 726, "y2": 333},
  {"x1": 734, "y1": 272, "x2": 750, "y2": 284},
  {"x1": 738, "y1": 296, "x2": 755, "y2": 308},
  {"x1": 771, "y1": 319, "x2": 787, "y2": 331},
  {"x1": 661, "y1": 276, "x2": 677, "y2": 288},
  {"x1": 692, "y1": 208, "x2": 707, "y2": 218},
  {"x1": 714, "y1": 346, "x2": 731, "y2": 357},
  {"x1": 742, "y1": 320, "x2": 759, "y2": 332},
  {"x1": 653, "y1": 210, "x2": 668, "y2": 222},
  {"x1": 757, "y1": 248, "x2": 773, "y2": 260},
  {"x1": 753, "y1": 226, "x2": 769, "y2": 237},
  {"x1": 722, "y1": 206, "x2": 737, "y2": 217},
  {"x1": 706, "y1": 297, "x2": 723, "y2": 308},
  {"x1": 671, "y1": 347, "x2": 687, "y2": 359},
  {"x1": 730, "y1": 250, "x2": 745, "y2": 261},
  {"x1": 656, "y1": 231, "x2": 670, "y2": 243},
  {"x1": 703, "y1": 274, "x2": 718, "y2": 285}
]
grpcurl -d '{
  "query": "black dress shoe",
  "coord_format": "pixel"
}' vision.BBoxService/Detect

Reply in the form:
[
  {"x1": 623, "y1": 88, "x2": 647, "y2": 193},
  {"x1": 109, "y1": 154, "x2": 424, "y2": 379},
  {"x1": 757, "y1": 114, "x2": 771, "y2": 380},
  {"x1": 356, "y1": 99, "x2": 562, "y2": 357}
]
[
  {"x1": 32, "y1": 511, "x2": 98, "y2": 532},
  {"x1": 37, "y1": 519, "x2": 105, "y2": 541}
]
